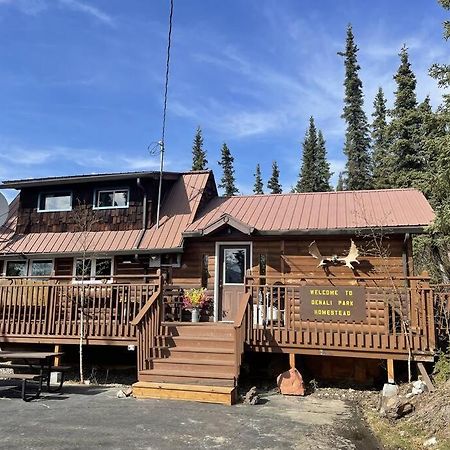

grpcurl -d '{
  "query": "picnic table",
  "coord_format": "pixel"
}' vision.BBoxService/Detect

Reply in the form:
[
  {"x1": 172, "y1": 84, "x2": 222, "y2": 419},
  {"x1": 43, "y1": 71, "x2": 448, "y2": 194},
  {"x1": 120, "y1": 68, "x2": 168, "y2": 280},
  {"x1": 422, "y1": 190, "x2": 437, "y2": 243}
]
[{"x1": 0, "y1": 351, "x2": 67, "y2": 401}]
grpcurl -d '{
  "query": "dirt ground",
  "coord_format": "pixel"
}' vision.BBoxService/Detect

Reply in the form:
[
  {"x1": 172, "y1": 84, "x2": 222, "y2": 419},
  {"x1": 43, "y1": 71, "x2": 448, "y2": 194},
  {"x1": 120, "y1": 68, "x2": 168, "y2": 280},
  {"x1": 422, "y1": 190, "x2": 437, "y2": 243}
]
[{"x1": 0, "y1": 381, "x2": 380, "y2": 450}]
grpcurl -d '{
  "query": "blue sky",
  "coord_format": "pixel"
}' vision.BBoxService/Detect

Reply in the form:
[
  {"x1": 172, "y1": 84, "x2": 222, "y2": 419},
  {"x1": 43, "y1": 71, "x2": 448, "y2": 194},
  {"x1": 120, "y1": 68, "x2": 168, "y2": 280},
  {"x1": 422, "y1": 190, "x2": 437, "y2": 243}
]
[{"x1": 0, "y1": 0, "x2": 448, "y2": 200}]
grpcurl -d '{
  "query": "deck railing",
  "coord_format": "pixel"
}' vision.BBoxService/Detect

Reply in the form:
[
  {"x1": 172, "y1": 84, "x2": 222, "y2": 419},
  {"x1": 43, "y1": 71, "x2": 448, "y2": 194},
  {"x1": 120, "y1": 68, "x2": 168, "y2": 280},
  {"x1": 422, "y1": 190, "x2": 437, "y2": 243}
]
[
  {"x1": 130, "y1": 276, "x2": 165, "y2": 372},
  {"x1": 0, "y1": 276, "x2": 160, "y2": 345},
  {"x1": 245, "y1": 275, "x2": 436, "y2": 359}
]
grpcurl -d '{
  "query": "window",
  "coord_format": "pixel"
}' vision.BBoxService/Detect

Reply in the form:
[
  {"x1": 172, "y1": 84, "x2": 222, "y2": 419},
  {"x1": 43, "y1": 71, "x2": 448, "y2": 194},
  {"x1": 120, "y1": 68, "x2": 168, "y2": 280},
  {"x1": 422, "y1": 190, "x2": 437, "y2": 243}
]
[
  {"x1": 30, "y1": 260, "x2": 53, "y2": 277},
  {"x1": 74, "y1": 258, "x2": 112, "y2": 281},
  {"x1": 5, "y1": 261, "x2": 27, "y2": 277},
  {"x1": 94, "y1": 189, "x2": 129, "y2": 209},
  {"x1": 223, "y1": 248, "x2": 246, "y2": 284},
  {"x1": 38, "y1": 192, "x2": 72, "y2": 212}
]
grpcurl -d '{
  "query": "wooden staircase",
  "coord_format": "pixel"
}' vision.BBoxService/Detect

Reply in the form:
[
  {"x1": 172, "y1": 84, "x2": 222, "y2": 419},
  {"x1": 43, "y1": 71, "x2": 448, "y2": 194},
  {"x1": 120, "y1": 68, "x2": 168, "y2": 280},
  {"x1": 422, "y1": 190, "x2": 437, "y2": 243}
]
[{"x1": 133, "y1": 323, "x2": 239, "y2": 404}]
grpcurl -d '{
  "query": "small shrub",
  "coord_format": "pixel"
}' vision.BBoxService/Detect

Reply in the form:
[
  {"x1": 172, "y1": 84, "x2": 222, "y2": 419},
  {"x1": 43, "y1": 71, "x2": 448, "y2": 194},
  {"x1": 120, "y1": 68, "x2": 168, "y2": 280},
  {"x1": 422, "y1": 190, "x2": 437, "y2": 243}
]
[{"x1": 433, "y1": 348, "x2": 450, "y2": 384}]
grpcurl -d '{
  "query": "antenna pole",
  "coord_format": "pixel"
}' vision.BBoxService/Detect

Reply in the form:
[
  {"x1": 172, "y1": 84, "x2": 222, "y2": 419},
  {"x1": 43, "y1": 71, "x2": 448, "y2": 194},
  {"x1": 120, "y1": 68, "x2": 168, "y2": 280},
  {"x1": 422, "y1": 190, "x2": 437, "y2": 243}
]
[{"x1": 156, "y1": 141, "x2": 164, "y2": 229}]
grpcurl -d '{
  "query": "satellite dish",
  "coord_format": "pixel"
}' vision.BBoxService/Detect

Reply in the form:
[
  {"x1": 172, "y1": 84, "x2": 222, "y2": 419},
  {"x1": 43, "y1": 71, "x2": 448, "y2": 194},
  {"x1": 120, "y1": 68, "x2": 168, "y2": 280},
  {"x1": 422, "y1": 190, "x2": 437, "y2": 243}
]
[{"x1": 0, "y1": 192, "x2": 9, "y2": 228}]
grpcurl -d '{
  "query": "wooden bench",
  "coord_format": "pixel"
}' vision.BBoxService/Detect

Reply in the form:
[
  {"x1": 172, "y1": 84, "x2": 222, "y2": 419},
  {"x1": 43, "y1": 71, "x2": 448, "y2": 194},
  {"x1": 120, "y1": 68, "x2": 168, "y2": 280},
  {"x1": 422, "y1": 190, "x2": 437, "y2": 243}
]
[{"x1": 0, "y1": 373, "x2": 43, "y2": 401}]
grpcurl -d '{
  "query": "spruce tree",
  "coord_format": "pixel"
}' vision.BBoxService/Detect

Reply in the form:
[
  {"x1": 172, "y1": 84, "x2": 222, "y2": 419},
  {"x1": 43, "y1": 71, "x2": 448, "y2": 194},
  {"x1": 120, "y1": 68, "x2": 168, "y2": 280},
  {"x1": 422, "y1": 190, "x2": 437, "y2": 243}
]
[
  {"x1": 295, "y1": 116, "x2": 318, "y2": 192},
  {"x1": 253, "y1": 164, "x2": 264, "y2": 194},
  {"x1": 218, "y1": 143, "x2": 238, "y2": 196},
  {"x1": 336, "y1": 172, "x2": 345, "y2": 191},
  {"x1": 371, "y1": 87, "x2": 392, "y2": 189},
  {"x1": 191, "y1": 126, "x2": 208, "y2": 170},
  {"x1": 338, "y1": 24, "x2": 372, "y2": 190},
  {"x1": 315, "y1": 130, "x2": 332, "y2": 192},
  {"x1": 267, "y1": 161, "x2": 282, "y2": 194},
  {"x1": 388, "y1": 46, "x2": 424, "y2": 188}
]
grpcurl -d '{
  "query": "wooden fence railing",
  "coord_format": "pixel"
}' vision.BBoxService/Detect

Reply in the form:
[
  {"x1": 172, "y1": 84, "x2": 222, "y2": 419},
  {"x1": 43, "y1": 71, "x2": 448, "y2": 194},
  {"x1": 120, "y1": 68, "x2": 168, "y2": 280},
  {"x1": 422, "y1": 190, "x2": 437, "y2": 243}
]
[
  {"x1": 245, "y1": 276, "x2": 436, "y2": 359},
  {"x1": 130, "y1": 276, "x2": 165, "y2": 372},
  {"x1": 0, "y1": 278, "x2": 160, "y2": 345}
]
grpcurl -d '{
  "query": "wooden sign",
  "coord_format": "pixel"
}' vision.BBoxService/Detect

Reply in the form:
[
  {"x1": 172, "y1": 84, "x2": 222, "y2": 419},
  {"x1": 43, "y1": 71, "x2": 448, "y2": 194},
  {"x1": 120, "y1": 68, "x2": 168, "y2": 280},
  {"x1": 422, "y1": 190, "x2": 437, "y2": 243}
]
[{"x1": 299, "y1": 286, "x2": 366, "y2": 322}]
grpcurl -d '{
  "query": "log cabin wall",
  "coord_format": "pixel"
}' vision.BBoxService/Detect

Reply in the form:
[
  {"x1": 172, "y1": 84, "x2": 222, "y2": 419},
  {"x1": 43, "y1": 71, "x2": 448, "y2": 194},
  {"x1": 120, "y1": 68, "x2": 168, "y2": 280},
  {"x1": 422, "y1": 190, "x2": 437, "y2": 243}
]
[
  {"x1": 15, "y1": 178, "x2": 176, "y2": 234},
  {"x1": 171, "y1": 233, "x2": 412, "y2": 289}
]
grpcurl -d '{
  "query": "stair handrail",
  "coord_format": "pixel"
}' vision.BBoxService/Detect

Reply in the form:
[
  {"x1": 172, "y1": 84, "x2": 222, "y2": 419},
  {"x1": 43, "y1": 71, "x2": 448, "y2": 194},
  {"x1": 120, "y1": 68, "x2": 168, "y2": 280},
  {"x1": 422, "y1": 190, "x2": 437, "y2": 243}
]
[
  {"x1": 130, "y1": 290, "x2": 161, "y2": 326},
  {"x1": 233, "y1": 292, "x2": 253, "y2": 378}
]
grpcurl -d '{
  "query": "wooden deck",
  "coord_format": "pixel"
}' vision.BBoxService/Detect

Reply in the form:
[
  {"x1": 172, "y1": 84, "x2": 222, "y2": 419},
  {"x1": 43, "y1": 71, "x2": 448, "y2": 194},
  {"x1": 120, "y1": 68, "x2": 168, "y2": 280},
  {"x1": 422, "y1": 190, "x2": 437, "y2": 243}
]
[{"x1": 0, "y1": 278, "x2": 161, "y2": 346}]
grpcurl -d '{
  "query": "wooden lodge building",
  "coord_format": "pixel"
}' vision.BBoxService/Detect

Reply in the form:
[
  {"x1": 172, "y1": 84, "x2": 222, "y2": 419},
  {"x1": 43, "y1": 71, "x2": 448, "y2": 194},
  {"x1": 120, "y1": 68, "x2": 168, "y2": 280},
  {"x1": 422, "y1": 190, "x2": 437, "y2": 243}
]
[{"x1": 0, "y1": 169, "x2": 437, "y2": 404}]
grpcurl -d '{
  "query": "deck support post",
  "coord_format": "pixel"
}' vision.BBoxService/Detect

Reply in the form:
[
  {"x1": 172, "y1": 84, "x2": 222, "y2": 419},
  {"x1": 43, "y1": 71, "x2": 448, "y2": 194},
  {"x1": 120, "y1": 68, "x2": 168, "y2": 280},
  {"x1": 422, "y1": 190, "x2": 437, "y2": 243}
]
[
  {"x1": 387, "y1": 358, "x2": 395, "y2": 384},
  {"x1": 289, "y1": 353, "x2": 296, "y2": 369},
  {"x1": 54, "y1": 345, "x2": 61, "y2": 367}
]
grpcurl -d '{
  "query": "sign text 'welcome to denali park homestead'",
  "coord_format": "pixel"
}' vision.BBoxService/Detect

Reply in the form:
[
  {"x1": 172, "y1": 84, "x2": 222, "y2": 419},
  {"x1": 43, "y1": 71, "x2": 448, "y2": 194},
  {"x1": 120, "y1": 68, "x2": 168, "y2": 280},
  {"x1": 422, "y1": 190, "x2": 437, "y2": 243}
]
[{"x1": 299, "y1": 286, "x2": 366, "y2": 322}]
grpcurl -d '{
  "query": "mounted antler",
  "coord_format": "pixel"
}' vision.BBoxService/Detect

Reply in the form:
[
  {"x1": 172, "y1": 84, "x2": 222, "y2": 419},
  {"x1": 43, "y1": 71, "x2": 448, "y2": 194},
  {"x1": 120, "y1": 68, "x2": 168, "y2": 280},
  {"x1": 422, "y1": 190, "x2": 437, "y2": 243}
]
[
  {"x1": 337, "y1": 240, "x2": 360, "y2": 270},
  {"x1": 308, "y1": 240, "x2": 360, "y2": 270},
  {"x1": 308, "y1": 241, "x2": 333, "y2": 267}
]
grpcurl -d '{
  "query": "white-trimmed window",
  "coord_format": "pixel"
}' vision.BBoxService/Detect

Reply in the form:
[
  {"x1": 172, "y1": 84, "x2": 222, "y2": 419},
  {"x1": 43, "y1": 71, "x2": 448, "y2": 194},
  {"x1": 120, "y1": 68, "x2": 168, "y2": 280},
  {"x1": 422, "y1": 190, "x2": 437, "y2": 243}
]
[
  {"x1": 74, "y1": 258, "x2": 113, "y2": 282},
  {"x1": 30, "y1": 260, "x2": 53, "y2": 277},
  {"x1": 5, "y1": 260, "x2": 27, "y2": 277},
  {"x1": 94, "y1": 189, "x2": 129, "y2": 209},
  {"x1": 38, "y1": 192, "x2": 72, "y2": 212}
]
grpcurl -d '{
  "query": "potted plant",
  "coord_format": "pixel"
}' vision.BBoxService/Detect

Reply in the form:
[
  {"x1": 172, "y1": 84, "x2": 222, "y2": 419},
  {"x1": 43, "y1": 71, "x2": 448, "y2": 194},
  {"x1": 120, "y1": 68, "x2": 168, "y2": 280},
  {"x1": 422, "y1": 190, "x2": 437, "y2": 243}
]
[{"x1": 183, "y1": 288, "x2": 207, "y2": 323}]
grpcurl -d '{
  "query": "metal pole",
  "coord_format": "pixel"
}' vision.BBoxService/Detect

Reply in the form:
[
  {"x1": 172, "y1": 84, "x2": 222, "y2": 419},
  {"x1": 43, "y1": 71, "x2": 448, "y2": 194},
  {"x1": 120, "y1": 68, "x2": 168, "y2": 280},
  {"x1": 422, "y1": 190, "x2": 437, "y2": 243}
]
[{"x1": 156, "y1": 141, "x2": 164, "y2": 229}]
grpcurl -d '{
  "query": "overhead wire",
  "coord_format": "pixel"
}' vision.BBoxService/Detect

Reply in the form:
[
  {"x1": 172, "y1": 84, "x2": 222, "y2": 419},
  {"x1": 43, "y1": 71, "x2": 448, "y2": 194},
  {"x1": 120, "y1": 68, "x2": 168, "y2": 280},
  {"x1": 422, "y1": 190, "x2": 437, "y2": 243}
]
[{"x1": 156, "y1": 0, "x2": 174, "y2": 229}]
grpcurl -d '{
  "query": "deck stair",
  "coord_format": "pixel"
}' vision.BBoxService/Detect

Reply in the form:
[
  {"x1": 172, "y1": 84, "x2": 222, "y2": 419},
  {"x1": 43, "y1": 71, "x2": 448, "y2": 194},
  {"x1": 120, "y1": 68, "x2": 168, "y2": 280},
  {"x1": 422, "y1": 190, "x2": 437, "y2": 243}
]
[{"x1": 132, "y1": 322, "x2": 239, "y2": 405}]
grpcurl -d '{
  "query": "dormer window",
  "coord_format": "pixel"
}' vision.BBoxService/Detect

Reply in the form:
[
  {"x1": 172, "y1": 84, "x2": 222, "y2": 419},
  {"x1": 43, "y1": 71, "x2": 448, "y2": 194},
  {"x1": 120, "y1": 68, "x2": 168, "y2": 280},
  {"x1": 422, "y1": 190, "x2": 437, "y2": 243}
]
[
  {"x1": 94, "y1": 189, "x2": 129, "y2": 209},
  {"x1": 37, "y1": 192, "x2": 72, "y2": 212}
]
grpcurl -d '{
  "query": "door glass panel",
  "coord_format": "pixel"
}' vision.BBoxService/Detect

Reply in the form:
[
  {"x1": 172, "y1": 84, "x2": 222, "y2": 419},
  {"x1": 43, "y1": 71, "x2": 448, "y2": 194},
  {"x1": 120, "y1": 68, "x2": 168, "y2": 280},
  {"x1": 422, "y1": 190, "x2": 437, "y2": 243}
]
[{"x1": 224, "y1": 249, "x2": 246, "y2": 284}]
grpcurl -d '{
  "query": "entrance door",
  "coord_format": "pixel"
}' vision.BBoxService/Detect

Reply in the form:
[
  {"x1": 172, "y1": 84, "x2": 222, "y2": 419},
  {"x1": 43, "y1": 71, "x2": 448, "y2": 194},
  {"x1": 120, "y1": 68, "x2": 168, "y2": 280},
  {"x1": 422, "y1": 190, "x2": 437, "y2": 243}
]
[{"x1": 218, "y1": 244, "x2": 250, "y2": 321}]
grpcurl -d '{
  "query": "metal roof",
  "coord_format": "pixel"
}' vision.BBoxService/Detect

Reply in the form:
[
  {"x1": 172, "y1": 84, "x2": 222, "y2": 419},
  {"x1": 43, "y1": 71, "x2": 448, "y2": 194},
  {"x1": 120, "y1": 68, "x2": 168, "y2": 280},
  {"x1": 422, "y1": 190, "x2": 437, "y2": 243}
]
[
  {"x1": 184, "y1": 189, "x2": 435, "y2": 236},
  {"x1": 0, "y1": 170, "x2": 207, "y2": 189},
  {"x1": 0, "y1": 171, "x2": 212, "y2": 255}
]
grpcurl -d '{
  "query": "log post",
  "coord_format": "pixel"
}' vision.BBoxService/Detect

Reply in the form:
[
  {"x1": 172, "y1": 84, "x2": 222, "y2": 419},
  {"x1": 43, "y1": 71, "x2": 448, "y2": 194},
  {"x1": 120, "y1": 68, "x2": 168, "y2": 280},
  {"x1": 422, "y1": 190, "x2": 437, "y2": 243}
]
[
  {"x1": 289, "y1": 353, "x2": 296, "y2": 369},
  {"x1": 387, "y1": 358, "x2": 395, "y2": 384},
  {"x1": 54, "y1": 344, "x2": 61, "y2": 367}
]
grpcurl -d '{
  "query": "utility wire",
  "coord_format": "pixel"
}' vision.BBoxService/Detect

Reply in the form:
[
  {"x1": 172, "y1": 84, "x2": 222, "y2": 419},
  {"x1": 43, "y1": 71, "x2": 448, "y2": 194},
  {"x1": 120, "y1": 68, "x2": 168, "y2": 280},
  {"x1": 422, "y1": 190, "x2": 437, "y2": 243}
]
[{"x1": 156, "y1": 0, "x2": 174, "y2": 229}]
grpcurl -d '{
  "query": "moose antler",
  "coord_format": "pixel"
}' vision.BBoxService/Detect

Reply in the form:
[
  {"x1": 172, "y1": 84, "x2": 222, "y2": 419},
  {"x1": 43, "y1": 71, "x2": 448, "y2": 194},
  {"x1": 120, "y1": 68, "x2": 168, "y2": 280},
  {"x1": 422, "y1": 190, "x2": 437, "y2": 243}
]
[
  {"x1": 308, "y1": 241, "x2": 332, "y2": 267},
  {"x1": 337, "y1": 240, "x2": 360, "y2": 270},
  {"x1": 308, "y1": 240, "x2": 360, "y2": 270}
]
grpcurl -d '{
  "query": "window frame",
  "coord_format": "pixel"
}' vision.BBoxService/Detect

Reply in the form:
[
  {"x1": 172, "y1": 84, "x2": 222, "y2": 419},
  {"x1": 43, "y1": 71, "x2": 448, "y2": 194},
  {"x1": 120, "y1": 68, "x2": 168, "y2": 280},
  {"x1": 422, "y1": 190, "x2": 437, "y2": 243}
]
[
  {"x1": 92, "y1": 188, "x2": 130, "y2": 210},
  {"x1": 28, "y1": 258, "x2": 54, "y2": 278},
  {"x1": 72, "y1": 257, "x2": 113, "y2": 283},
  {"x1": 3, "y1": 260, "x2": 28, "y2": 277},
  {"x1": 37, "y1": 191, "x2": 73, "y2": 213},
  {"x1": 222, "y1": 247, "x2": 247, "y2": 286}
]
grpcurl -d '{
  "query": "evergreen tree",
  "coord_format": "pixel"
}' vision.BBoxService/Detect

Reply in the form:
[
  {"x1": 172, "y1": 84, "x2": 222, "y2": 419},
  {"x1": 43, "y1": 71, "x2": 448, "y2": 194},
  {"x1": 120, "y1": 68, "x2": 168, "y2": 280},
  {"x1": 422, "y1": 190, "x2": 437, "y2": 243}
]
[
  {"x1": 253, "y1": 164, "x2": 264, "y2": 194},
  {"x1": 338, "y1": 24, "x2": 372, "y2": 190},
  {"x1": 267, "y1": 161, "x2": 282, "y2": 194},
  {"x1": 336, "y1": 172, "x2": 345, "y2": 191},
  {"x1": 388, "y1": 46, "x2": 424, "y2": 188},
  {"x1": 295, "y1": 117, "x2": 332, "y2": 192},
  {"x1": 191, "y1": 126, "x2": 208, "y2": 170},
  {"x1": 295, "y1": 116, "x2": 318, "y2": 192},
  {"x1": 315, "y1": 130, "x2": 332, "y2": 192},
  {"x1": 371, "y1": 87, "x2": 392, "y2": 189},
  {"x1": 218, "y1": 143, "x2": 238, "y2": 196}
]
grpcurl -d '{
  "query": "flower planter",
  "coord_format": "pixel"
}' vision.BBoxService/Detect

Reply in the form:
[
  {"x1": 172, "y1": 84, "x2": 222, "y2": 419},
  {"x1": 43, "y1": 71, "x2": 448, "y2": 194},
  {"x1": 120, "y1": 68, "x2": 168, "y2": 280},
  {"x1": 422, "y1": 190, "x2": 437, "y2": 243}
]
[{"x1": 191, "y1": 307, "x2": 200, "y2": 323}]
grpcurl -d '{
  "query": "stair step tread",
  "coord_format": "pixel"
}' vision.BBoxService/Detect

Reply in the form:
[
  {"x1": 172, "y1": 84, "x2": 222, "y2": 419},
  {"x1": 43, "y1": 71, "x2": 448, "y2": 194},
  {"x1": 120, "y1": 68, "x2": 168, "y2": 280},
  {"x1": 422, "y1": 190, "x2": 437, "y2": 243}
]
[
  {"x1": 138, "y1": 374, "x2": 235, "y2": 387},
  {"x1": 162, "y1": 322, "x2": 233, "y2": 327},
  {"x1": 154, "y1": 357, "x2": 234, "y2": 367},
  {"x1": 168, "y1": 336, "x2": 234, "y2": 342},
  {"x1": 141, "y1": 368, "x2": 235, "y2": 380},
  {"x1": 169, "y1": 346, "x2": 235, "y2": 354}
]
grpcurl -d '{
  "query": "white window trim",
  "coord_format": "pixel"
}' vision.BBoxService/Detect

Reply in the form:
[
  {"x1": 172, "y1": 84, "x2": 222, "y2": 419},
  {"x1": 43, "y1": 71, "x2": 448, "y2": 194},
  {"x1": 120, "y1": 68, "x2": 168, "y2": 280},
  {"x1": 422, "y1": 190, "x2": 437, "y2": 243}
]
[
  {"x1": 37, "y1": 192, "x2": 73, "y2": 213},
  {"x1": 92, "y1": 188, "x2": 130, "y2": 210},
  {"x1": 28, "y1": 258, "x2": 55, "y2": 277},
  {"x1": 72, "y1": 257, "x2": 114, "y2": 284}
]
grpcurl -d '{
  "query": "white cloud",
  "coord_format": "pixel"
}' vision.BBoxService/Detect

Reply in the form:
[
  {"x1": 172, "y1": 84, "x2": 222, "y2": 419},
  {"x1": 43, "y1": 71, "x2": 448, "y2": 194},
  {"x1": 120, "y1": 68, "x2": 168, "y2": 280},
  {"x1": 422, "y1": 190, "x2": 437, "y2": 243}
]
[
  {"x1": 57, "y1": 0, "x2": 114, "y2": 27},
  {"x1": 0, "y1": 0, "x2": 114, "y2": 26}
]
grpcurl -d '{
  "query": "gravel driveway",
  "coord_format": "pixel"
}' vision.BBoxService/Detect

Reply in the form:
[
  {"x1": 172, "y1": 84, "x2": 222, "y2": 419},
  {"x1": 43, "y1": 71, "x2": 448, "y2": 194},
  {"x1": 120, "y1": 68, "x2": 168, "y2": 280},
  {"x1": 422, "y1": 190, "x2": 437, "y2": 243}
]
[{"x1": 0, "y1": 382, "x2": 380, "y2": 449}]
